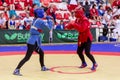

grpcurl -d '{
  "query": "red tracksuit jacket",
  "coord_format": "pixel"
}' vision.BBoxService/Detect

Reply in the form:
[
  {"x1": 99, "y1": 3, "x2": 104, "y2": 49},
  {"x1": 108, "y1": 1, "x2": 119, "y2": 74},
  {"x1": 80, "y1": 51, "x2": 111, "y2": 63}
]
[{"x1": 66, "y1": 16, "x2": 93, "y2": 46}]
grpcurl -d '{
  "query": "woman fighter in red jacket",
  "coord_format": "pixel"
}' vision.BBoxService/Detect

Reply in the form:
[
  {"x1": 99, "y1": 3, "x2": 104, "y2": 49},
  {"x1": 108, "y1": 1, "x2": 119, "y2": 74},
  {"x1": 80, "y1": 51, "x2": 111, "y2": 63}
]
[{"x1": 65, "y1": 9, "x2": 98, "y2": 70}]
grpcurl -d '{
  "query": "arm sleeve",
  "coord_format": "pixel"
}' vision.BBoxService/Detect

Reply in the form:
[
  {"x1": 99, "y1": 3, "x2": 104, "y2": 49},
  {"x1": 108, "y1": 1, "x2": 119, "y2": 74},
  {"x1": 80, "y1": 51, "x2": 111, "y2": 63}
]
[
  {"x1": 65, "y1": 21, "x2": 75, "y2": 30},
  {"x1": 41, "y1": 21, "x2": 50, "y2": 31},
  {"x1": 72, "y1": 20, "x2": 90, "y2": 32}
]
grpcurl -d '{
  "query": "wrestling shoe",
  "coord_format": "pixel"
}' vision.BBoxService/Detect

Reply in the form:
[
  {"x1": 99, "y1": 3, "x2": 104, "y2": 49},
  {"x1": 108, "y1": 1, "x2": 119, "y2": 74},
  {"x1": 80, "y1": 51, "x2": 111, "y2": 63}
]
[
  {"x1": 91, "y1": 63, "x2": 98, "y2": 70},
  {"x1": 41, "y1": 66, "x2": 49, "y2": 71},
  {"x1": 13, "y1": 69, "x2": 22, "y2": 76},
  {"x1": 79, "y1": 62, "x2": 87, "y2": 68}
]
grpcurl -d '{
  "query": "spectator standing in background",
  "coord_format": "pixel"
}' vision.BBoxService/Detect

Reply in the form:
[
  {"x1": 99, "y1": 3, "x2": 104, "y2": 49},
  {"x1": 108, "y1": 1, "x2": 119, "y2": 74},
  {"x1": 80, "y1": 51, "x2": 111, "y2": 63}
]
[
  {"x1": 24, "y1": 0, "x2": 33, "y2": 12},
  {"x1": 102, "y1": 8, "x2": 113, "y2": 27},
  {"x1": 112, "y1": 0, "x2": 120, "y2": 8},
  {"x1": 29, "y1": 4, "x2": 38, "y2": 17},
  {"x1": 16, "y1": 17, "x2": 26, "y2": 30},
  {"x1": 23, "y1": 13, "x2": 33, "y2": 30},
  {"x1": 83, "y1": 0, "x2": 90, "y2": 6},
  {"x1": 98, "y1": 5, "x2": 105, "y2": 17},
  {"x1": 90, "y1": 4, "x2": 99, "y2": 20},
  {"x1": 113, "y1": 5, "x2": 120, "y2": 17},
  {"x1": 3, "y1": 6, "x2": 9, "y2": 21},
  {"x1": 46, "y1": 15, "x2": 54, "y2": 43},
  {"x1": 83, "y1": 0, "x2": 91, "y2": 18},
  {"x1": 8, "y1": 15, "x2": 16, "y2": 29},
  {"x1": 5, "y1": 0, "x2": 14, "y2": 5},
  {"x1": 9, "y1": 4, "x2": 17, "y2": 18},
  {"x1": 14, "y1": 1, "x2": 23, "y2": 10},
  {"x1": 24, "y1": 0, "x2": 33, "y2": 8},
  {"x1": 0, "y1": 13, "x2": 6, "y2": 29},
  {"x1": 97, "y1": 4, "x2": 105, "y2": 25},
  {"x1": 67, "y1": 0, "x2": 78, "y2": 12},
  {"x1": 112, "y1": 15, "x2": 120, "y2": 40},
  {"x1": 46, "y1": 4, "x2": 57, "y2": 24},
  {"x1": 33, "y1": 0, "x2": 41, "y2": 7},
  {"x1": 101, "y1": 8, "x2": 112, "y2": 37}
]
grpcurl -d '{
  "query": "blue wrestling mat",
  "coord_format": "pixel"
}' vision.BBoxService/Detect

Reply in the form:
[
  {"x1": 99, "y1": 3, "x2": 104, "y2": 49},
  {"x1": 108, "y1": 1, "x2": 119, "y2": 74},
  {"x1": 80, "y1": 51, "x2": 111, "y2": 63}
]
[{"x1": 0, "y1": 43, "x2": 120, "y2": 53}]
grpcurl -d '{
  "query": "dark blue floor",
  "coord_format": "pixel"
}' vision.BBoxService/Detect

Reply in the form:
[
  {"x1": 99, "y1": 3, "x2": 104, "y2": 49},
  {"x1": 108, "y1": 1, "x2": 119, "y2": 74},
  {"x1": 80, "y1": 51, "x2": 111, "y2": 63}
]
[{"x1": 0, "y1": 43, "x2": 120, "y2": 52}]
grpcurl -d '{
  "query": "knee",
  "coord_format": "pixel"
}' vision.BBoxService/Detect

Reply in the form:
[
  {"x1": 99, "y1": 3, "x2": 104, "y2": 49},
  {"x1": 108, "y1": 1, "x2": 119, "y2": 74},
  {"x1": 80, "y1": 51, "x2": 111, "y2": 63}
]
[
  {"x1": 39, "y1": 52, "x2": 44, "y2": 56},
  {"x1": 77, "y1": 50, "x2": 83, "y2": 55},
  {"x1": 23, "y1": 57, "x2": 30, "y2": 62},
  {"x1": 85, "y1": 52, "x2": 91, "y2": 56},
  {"x1": 77, "y1": 50, "x2": 80, "y2": 54},
  {"x1": 38, "y1": 49, "x2": 44, "y2": 56}
]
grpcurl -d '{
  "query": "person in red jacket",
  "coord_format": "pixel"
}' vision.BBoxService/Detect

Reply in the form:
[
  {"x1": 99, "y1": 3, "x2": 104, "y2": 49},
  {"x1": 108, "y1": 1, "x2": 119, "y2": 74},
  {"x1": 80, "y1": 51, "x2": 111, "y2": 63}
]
[
  {"x1": 29, "y1": 4, "x2": 38, "y2": 17},
  {"x1": 5, "y1": 0, "x2": 14, "y2": 5},
  {"x1": 90, "y1": 4, "x2": 99, "y2": 20},
  {"x1": 24, "y1": 0, "x2": 33, "y2": 8},
  {"x1": 46, "y1": 4, "x2": 57, "y2": 23},
  {"x1": 65, "y1": 9, "x2": 98, "y2": 70},
  {"x1": 24, "y1": 0, "x2": 33, "y2": 12},
  {"x1": 112, "y1": 0, "x2": 120, "y2": 7}
]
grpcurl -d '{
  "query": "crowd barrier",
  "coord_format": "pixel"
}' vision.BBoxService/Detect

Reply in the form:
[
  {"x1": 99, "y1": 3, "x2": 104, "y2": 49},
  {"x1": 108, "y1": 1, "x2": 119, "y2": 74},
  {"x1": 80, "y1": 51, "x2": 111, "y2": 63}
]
[{"x1": 0, "y1": 28, "x2": 96, "y2": 44}]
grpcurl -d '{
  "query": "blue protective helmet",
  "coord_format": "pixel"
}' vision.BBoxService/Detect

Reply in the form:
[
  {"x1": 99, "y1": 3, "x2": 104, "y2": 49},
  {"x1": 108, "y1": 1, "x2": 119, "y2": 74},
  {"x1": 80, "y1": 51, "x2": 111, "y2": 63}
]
[
  {"x1": 34, "y1": 8, "x2": 44, "y2": 18},
  {"x1": 46, "y1": 16, "x2": 51, "y2": 20}
]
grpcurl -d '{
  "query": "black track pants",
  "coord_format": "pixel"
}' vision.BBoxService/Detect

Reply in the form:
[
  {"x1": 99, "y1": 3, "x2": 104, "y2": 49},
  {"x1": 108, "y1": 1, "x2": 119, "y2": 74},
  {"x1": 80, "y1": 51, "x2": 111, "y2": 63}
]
[
  {"x1": 77, "y1": 38, "x2": 96, "y2": 64},
  {"x1": 16, "y1": 43, "x2": 45, "y2": 69}
]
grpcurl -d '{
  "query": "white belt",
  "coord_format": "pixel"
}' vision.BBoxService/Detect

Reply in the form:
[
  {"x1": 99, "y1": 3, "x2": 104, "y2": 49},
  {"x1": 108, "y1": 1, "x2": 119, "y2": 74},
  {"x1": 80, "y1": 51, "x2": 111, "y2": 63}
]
[{"x1": 31, "y1": 26, "x2": 37, "y2": 30}]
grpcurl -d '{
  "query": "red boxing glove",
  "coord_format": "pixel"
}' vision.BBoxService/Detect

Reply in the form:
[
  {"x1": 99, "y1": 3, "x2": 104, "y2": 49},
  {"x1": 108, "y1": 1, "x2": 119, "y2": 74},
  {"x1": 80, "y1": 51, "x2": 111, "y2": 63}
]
[
  {"x1": 65, "y1": 21, "x2": 75, "y2": 30},
  {"x1": 37, "y1": 29, "x2": 42, "y2": 33}
]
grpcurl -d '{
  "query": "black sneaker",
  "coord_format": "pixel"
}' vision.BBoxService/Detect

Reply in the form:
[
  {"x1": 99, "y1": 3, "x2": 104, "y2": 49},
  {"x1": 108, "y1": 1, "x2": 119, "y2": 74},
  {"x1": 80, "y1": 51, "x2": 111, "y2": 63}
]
[{"x1": 13, "y1": 69, "x2": 22, "y2": 76}]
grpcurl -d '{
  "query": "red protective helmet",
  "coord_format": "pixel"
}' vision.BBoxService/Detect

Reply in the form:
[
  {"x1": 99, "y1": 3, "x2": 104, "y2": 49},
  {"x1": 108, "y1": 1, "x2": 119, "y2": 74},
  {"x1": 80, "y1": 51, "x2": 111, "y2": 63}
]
[{"x1": 75, "y1": 9, "x2": 84, "y2": 18}]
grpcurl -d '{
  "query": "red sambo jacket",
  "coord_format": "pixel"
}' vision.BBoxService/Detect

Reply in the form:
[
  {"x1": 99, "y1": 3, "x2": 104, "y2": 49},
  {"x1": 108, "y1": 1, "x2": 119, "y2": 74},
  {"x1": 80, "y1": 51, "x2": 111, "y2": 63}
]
[
  {"x1": 74, "y1": 17, "x2": 92, "y2": 45},
  {"x1": 66, "y1": 10, "x2": 92, "y2": 46}
]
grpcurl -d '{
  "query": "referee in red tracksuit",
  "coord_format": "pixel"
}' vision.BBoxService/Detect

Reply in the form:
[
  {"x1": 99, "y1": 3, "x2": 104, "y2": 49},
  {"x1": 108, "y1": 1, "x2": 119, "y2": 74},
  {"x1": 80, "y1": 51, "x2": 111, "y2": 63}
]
[{"x1": 65, "y1": 9, "x2": 98, "y2": 70}]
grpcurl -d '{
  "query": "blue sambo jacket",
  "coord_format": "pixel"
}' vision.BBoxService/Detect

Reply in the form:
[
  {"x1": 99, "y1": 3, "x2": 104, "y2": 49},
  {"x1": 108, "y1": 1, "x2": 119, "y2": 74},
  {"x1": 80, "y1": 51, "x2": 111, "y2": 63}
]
[{"x1": 27, "y1": 18, "x2": 49, "y2": 47}]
